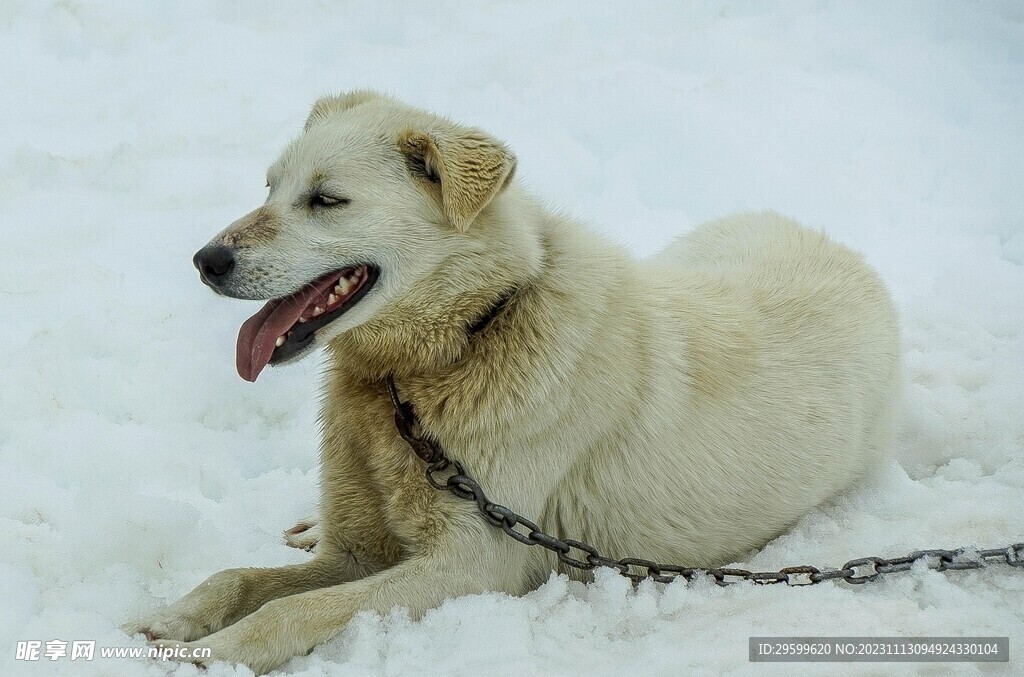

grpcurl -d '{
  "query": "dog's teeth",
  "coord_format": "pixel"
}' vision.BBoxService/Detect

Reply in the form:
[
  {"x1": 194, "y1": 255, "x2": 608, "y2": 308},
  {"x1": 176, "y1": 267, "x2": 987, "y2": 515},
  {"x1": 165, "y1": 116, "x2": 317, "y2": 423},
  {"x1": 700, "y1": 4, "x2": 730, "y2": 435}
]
[
  {"x1": 298, "y1": 316, "x2": 308, "y2": 323},
  {"x1": 313, "y1": 306, "x2": 324, "y2": 316},
  {"x1": 275, "y1": 335, "x2": 286, "y2": 347},
  {"x1": 334, "y1": 285, "x2": 344, "y2": 295},
  {"x1": 328, "y1": 293, "x2": 338, "y2": 305},
  {"x1": 337, "y1": 279, "x2": 353, "y2": 294}
]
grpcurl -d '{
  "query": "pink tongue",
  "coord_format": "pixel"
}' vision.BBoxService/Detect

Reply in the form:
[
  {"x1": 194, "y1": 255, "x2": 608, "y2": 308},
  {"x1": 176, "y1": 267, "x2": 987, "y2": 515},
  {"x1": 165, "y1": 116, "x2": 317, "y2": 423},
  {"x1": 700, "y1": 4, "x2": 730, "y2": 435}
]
[{"x1": 235, "y1": 282, "x2": 331, "y2": 382}]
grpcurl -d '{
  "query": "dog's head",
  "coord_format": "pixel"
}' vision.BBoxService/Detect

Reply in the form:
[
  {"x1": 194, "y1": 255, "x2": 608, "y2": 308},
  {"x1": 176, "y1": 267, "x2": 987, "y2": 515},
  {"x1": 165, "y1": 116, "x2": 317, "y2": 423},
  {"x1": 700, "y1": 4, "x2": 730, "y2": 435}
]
[{"x1": 193, "y1": 91, "x2": 528, "y2": 382}]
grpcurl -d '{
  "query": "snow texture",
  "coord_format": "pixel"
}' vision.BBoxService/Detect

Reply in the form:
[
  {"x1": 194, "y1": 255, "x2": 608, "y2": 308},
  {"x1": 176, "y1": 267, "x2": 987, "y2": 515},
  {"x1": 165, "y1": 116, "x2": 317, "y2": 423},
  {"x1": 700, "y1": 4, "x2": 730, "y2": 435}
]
[{"x1": 1, "y1": 1, "x2": 1022, "y2": 675}]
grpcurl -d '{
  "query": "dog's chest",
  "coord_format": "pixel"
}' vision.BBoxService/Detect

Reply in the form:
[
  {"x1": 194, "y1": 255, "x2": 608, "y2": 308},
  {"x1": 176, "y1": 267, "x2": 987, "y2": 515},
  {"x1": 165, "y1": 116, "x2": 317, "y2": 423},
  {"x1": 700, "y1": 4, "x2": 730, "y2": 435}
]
[{"x1": 319, "y1": 380, "x2": 474, "y2": 555}]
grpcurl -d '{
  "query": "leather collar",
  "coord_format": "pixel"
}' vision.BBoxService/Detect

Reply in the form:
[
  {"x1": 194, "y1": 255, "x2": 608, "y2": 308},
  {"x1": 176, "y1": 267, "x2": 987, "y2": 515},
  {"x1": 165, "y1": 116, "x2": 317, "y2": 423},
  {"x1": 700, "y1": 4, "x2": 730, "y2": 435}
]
[{"x1": 467, "y1": 293, "x2": 511, "y2": 338}]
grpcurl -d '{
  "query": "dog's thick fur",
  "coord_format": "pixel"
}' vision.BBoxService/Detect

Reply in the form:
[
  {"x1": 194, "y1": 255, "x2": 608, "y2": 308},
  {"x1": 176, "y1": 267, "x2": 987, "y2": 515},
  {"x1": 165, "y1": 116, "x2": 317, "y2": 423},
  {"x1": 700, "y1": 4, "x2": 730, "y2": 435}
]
[{"x1": 126, "y1": 92, "x2": 899, "y2": 673}]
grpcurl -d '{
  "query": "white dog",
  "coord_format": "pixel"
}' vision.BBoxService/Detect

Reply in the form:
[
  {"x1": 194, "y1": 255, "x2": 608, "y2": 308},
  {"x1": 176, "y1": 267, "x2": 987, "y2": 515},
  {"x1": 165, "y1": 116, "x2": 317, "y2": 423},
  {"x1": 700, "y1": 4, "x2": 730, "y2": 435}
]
[{"x1": 125, "y1": 91, "x2": 900, "y2": 673}]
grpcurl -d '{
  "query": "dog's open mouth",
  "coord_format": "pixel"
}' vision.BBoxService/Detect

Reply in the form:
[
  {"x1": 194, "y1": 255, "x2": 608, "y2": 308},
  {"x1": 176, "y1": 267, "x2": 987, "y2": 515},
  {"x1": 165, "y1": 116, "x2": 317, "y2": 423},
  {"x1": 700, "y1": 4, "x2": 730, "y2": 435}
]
[{"x1": 235, "y1": 265, "x2": 379, "y2": 382}]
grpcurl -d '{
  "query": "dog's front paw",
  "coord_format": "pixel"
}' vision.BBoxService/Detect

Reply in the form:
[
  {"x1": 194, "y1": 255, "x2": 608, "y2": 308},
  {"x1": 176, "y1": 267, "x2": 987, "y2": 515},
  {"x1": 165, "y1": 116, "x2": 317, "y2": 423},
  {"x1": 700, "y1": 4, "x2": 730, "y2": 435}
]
[
  {"x1": 122, "y1": 611, "x2": 213, "y2": 643},
  {"x1": 149, "y1": 607, "x2": 301, "y2": 675},
  {"x1": 284, "y1": 518, "x2": 321, "y2": 551},
  {"x1": 123, "y1": 568, "x2": 249, "y2": 642}
]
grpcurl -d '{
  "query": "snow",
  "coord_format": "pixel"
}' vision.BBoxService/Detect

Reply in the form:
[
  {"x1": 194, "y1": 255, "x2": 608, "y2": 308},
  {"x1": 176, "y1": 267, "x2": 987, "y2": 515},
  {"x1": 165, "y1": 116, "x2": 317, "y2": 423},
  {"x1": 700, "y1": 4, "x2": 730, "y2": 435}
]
[{"x1": 1, "y1": 1, "x2": 1022, "y2": 675}]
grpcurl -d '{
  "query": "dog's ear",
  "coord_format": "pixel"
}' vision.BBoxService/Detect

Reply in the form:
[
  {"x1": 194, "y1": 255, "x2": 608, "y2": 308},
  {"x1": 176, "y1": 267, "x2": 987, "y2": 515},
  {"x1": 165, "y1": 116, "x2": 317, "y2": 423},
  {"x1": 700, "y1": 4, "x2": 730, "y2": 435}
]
[
  {"x1": 305, "y1": 90, "x2": 380, "y2": 131},
  {"x1": 398, "y1": 128, "x2": 516, "y2": 232}
]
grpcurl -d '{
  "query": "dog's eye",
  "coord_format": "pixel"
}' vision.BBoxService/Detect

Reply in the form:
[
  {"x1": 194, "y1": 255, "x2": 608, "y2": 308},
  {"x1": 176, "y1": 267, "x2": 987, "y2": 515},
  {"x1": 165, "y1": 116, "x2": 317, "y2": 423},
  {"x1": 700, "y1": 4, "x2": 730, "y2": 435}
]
[{"x1": 310, "y1": 194, "x2": 349, "y2": 208}]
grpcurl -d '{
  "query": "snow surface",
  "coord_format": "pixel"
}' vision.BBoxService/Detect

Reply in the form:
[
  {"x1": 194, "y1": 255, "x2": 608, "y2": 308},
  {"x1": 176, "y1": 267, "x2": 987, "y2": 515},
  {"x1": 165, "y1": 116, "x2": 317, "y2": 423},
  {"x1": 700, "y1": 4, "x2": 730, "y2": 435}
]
[{"x1": 2, "y1": 1, "x2": 1023, "y2": 675}]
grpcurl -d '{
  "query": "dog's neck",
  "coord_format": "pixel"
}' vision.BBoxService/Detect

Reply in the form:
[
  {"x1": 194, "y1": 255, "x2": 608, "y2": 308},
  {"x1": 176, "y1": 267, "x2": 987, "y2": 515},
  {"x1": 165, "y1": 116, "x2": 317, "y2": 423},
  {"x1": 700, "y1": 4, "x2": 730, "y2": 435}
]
[{"x1": 326, "y1": 274, "x2": 527, "y2": 381}]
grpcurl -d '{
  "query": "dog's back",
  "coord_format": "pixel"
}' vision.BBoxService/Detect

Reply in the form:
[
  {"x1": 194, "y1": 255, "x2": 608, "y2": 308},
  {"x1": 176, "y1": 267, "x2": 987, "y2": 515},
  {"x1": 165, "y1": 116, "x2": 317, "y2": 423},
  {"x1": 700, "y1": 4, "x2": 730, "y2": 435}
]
[
  {"x1": 657, "y1": 211, "x2": 899, "y2": 455},
  {"x1": 550, "y1": 211, "x2": 899, "y2": 568}
]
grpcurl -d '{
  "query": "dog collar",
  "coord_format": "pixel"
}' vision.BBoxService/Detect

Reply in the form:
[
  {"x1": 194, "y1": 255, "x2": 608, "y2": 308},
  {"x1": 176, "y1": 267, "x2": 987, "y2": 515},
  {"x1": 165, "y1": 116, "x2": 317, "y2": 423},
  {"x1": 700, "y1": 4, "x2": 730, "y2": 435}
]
[{"x1": 466, "y1": 293, "x2": 512, "y2": 338}]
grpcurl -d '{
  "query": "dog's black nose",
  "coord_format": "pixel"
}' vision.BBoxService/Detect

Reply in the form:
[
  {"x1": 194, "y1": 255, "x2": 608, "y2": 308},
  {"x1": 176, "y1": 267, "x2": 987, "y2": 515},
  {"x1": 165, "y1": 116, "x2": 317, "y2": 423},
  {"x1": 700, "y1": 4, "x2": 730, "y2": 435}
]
[{"x1": 193, "y1": 244, "x2": 235, "y2": 287}]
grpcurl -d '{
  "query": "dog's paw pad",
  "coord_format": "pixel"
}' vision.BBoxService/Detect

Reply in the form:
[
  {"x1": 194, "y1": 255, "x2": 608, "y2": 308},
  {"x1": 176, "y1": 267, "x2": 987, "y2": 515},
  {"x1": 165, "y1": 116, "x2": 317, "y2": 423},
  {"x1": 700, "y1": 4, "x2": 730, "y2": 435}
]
[
  {"x1": 284, "y1": 519, "x2": 321, "y2": 551},
  {"x1": 123, "y1": 620, "x2": 167, "y2": 640},
  {"x1": 123, "y1": 615, "x2": 209, "y2": 643},
  {"x1": 284, "y1": 520, "x2": 314, "y2": 536}
]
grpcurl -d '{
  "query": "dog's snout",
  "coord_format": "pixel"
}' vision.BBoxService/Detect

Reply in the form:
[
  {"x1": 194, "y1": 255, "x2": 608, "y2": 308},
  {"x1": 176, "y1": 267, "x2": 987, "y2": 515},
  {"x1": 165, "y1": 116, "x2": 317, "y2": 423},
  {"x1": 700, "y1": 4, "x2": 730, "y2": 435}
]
[{"x1": 193, "y1": 243, "x2": 236, "y2": 287}]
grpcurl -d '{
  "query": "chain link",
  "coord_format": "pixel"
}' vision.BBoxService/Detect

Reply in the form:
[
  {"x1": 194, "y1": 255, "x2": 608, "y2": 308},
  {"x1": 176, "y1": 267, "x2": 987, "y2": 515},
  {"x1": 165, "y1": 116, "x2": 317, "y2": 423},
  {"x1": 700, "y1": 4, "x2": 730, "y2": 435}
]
[{"x1": 386, "y1": 377, "x2": 1023, "y2": 587}]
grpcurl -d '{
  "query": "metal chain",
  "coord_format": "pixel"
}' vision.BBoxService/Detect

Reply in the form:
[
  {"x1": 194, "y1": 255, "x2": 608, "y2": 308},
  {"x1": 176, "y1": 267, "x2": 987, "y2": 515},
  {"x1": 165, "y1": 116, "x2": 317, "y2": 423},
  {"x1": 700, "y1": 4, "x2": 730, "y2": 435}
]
[{"x1": 386, "y1": 377, "x2": 1023, "y2": 587}]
